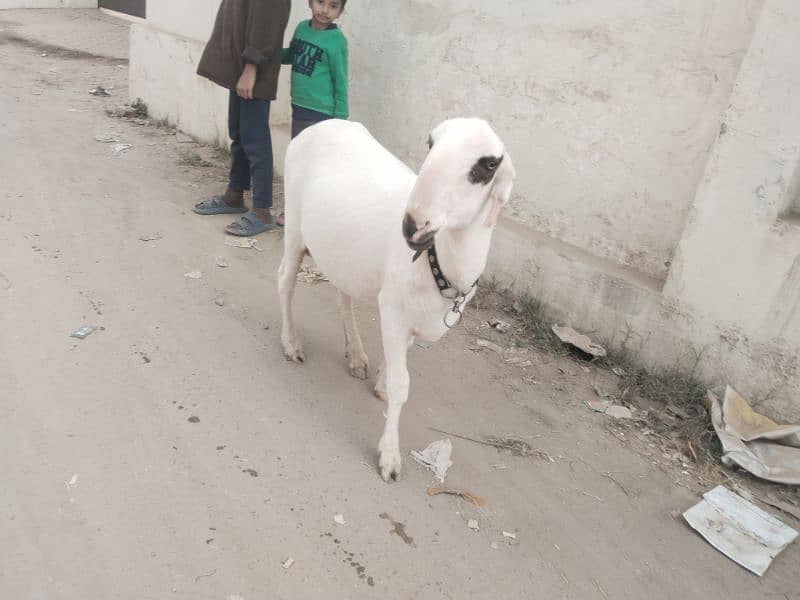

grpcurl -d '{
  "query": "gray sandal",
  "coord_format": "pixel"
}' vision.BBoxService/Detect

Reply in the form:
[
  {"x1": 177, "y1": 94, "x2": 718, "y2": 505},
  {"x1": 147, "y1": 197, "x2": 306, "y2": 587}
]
[
  {"x1": 193, "y1": 195, "x2": 248, "y2": 215},
  {"x1": 225, "y1": 211, "x2": 277, "y2": 236}
]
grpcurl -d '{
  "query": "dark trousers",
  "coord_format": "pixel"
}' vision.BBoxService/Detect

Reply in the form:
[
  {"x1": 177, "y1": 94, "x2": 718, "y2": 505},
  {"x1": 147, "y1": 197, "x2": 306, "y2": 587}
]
[
  {"x1": 291, "y1": 104, "x2": 333, "y2": 139},
  {"x1": 228, "y1": 91, "x2": 273, "y2": 210}
]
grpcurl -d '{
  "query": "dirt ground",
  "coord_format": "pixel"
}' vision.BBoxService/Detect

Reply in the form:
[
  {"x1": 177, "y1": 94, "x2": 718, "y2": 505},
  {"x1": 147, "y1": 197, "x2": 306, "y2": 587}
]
[{"x1": 0, "y1": 9, "x2": 798, "y2": 600}]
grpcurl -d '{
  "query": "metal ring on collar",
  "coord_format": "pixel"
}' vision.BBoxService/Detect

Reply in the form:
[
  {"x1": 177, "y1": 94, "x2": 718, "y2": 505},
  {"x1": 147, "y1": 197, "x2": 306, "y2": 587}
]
[{"x1": 444, "y1": 309, "x2": 463, "y2": 329}]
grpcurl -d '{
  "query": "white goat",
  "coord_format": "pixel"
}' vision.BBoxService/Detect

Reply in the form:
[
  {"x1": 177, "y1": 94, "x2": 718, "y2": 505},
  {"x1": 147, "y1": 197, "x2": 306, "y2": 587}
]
[{"x1": 278, "y1": 118, "x2": 515, "y2": 481}]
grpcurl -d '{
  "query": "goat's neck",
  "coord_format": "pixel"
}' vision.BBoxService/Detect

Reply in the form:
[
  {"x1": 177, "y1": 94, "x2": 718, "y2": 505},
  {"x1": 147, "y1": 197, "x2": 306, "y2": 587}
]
[{"x1": 433, "y1": 223, "x2": 494, "y2": 293}]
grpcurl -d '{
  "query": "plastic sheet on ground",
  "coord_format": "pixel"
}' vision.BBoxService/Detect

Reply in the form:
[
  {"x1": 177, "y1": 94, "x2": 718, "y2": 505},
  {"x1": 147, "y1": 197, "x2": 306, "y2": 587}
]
[
  {"x1": 70, "y1": 325, "x2": 96, "y2": 339},
  {"x1": 551, "y1": 325, "x2": 607, "y2": 358},
  {"x1": 683, "y1": 485, "x2": 798, "y2": 576},
  {"x1": 224, "y1": 237, "x2": 263, "y2": 251},
  {"x1": 296, "y1": 264, "x2": 328, "y2": 284},
  {"x1": 410, "y1": 439, "x2": 453, "y2": 483},
  {"x1": 707, "y1": 386, "x2": 800, "y2": 485},
  {"x1": 112, "y1": 143, "x2": 132, "y2": 154}
]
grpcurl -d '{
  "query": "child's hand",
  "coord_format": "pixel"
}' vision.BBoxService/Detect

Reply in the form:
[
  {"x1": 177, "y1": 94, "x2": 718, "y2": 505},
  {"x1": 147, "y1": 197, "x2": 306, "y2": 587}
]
[{"x1": 236, "y1": 64, "x2": 257, "y2": 100}]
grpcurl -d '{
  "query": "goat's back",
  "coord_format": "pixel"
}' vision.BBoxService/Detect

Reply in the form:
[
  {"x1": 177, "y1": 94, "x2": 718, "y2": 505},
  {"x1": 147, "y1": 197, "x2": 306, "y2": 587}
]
[{"x1": 284, "y1": 120, "x2": 417, "y2": 300}]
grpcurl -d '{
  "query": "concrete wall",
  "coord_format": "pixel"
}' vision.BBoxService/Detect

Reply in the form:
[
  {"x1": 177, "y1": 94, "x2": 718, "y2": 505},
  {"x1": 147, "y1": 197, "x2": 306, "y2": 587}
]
[
  {"x1": 346, "y1": 2, "x2": 764, "y2": 282},
  {"x1": 661, "y1": 0, "x2": 800, "y2": 415},
  {"x1": 129, "y1": 0, "x2": 800, "y2": 417},
  {"x1": 0, "y1": 0, "x2": 96, "y2": 7},
  {"x1": 494, "y1": 0, "x2": 800, "y2": 419},
  {"x1": 129, "y1": 25, "x2": 231, "y2": 147},
  {"x1": 129, "y1": 7, "x2": 220, "y2": 147},
  {"x1": 144, "y1": 0, "x2": 218, "y2": 41}
]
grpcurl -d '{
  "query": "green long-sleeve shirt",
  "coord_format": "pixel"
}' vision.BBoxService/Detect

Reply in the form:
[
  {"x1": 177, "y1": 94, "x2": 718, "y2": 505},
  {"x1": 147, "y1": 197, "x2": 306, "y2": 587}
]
[{"x1": 281, "y1": 20, "x2": 349, "y2": 119}]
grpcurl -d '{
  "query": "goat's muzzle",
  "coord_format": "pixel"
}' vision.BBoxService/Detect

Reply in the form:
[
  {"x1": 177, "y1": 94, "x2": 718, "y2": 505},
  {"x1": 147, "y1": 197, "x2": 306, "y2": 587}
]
[{"x1": 402, "y1": 213, "x2": 436, "y2": 255}]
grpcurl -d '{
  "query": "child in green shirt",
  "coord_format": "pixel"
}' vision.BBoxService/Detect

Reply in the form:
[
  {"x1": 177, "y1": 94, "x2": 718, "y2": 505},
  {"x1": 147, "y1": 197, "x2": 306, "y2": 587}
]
[
  {"x1": 278, "y1": 0, "x2": 349, "y2": 225},
  {"x1": 283, "y1": 0, "x2": 349, "y2": 126}
]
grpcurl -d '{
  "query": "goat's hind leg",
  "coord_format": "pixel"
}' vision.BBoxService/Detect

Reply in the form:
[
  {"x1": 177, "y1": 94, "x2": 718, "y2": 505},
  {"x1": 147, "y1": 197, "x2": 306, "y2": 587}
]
[
  {"x1": 339, "y1": 291, "x2": 369, "y2": 380},
  {"x1": 278, "y1": 231, "x2": 306, "y2": 363}
]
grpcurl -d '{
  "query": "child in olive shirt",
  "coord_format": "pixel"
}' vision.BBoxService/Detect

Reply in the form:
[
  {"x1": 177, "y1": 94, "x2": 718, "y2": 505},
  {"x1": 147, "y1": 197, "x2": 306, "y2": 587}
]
[{"x1": 278, "y1": 0, "x2": 349, "y2": 225}]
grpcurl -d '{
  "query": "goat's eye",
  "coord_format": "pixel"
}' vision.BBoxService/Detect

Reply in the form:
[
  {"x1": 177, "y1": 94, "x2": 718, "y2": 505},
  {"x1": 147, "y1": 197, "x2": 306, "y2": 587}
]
[
  {"x1": 468, "y1": 155, "x2": 504, "y2": 185},
  {"x1": 427, "y1": 135, "x2": 433, "y2": 150}
]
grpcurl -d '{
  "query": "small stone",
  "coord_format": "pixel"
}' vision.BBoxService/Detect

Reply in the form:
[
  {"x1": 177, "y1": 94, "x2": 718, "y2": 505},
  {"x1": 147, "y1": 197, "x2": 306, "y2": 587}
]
[
  {"x1": 475, "y1": 339, "x2": 503, "y2": 353},
  {"x1": 467, "y1": 519, "x2": 480, "y2": 531},
  {"x1": 489, "y1": 318, "x2": 511, "y2": 333},
  {"x1": 605, "y1": 405, "x2": 633, "y2": 420}
]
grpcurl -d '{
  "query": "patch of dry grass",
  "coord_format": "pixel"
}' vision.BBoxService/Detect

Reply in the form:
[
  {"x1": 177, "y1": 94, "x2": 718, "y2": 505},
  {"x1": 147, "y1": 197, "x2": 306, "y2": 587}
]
[
  {"x1": 177, "y1": 152, "x2": 212, "y2": 168},
  {"x1": 480, "y1": 278, "x2": 718, "y2": 461}
]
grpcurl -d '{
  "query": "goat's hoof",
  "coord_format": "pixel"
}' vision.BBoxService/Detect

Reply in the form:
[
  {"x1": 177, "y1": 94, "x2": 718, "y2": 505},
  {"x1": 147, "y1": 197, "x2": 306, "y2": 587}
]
[
  {"x1": 378, "y1": 450, "x2": 402, "y2": 483},
  {"x1": 286, "y1": 351, "x2": 305, "y2": 363},
  {"x1": 283, "y1": 342, "x2": 305, "y2": 364},
  {"x1": 350, "y1": 365, "x2": 369, "y2": 380},
  {"x1": 373, "y1": 387, "x2": 388, "y2": 403},
  {"x1": 347, "y1": 352, "x2": 369, "y2": 380}
]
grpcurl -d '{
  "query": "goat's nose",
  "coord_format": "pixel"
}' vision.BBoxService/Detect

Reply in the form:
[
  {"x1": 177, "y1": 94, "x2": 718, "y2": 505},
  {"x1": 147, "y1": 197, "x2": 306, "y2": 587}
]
[{"x1": 402, "y1": 213, "x2": 418, "y2": 241}]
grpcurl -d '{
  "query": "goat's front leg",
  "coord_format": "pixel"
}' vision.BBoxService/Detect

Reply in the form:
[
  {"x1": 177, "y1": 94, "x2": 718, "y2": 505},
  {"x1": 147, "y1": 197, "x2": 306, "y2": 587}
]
[
  {"x1": 374, "y1": 335, "x2": 416, "y2": 402},
  {"x1": 338, "y1": 291, "x2": 369, "y2": 380},
  {"x1": 374, "y1": 360, "x2": 388, "y2": 402},
  {"x1": 376, "y1": 302, "x2": 412, "y2": 482}
]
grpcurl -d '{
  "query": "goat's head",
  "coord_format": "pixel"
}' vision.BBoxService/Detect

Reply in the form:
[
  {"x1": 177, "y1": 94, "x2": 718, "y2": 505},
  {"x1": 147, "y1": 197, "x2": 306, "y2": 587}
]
[{"x1": 403, "y1": 118, "x2": 516, "y2": 254}]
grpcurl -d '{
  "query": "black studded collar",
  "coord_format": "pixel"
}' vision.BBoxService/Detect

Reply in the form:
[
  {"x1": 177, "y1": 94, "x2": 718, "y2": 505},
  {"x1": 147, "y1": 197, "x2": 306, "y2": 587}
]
[{"x1": 426, "y1": 244, "x2": 479, "y2": 328}]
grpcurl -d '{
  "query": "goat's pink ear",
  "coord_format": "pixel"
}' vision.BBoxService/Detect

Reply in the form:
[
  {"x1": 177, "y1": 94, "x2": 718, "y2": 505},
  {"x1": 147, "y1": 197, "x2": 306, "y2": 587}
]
[{"x1": 485, "y1": 153, "x2": 516, "y2": 228}]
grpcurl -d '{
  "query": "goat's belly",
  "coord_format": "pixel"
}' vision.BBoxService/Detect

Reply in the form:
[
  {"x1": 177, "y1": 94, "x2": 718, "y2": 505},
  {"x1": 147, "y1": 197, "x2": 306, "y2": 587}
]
[
  {"x1": 306, "y1": 239, "x2": 385, "y2": 300},
  {"x1": 300, "y1": 201, "x2": 398, "y2": 300}
]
